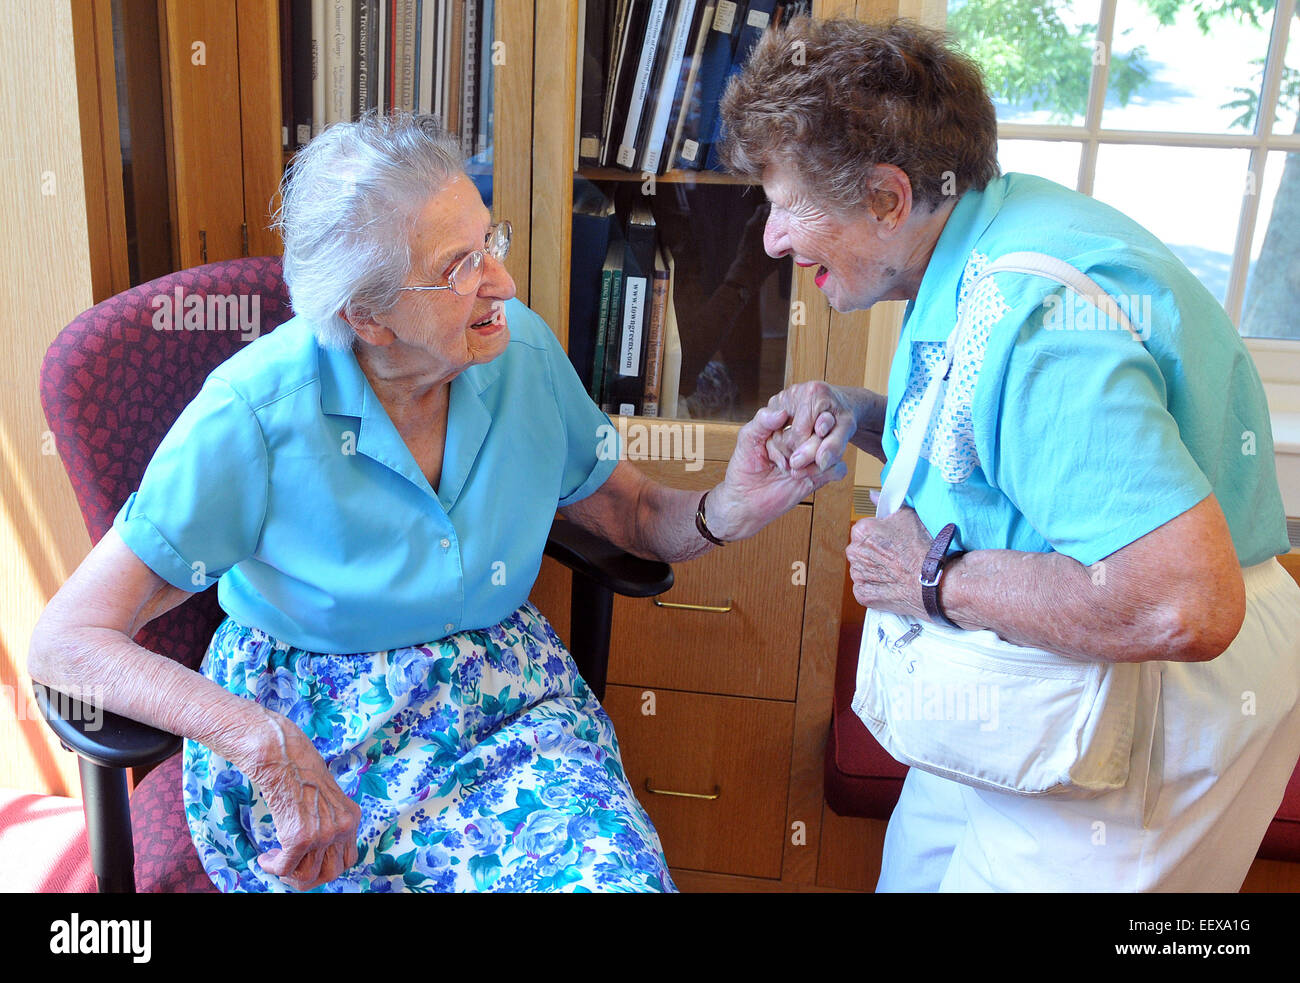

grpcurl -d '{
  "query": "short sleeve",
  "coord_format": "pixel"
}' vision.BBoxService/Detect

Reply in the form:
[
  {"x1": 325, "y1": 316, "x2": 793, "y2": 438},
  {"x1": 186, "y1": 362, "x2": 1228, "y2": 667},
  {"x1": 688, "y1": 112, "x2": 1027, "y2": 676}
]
[
  {"x1": 535, "y1": 316, "x2": 619, "y2": 506},
  {"x1": 974, "y1": 279, "x2": 1212, "y2": 566},
  {"x1": 113, "y1": 375, "x2": 269, "y2": 590}
]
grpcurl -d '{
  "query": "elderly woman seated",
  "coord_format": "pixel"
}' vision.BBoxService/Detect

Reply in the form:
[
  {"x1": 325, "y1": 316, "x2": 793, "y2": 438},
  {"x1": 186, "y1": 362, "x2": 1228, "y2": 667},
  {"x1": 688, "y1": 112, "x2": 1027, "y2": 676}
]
[{"x1": 28, "y1": 113, "x2": 841, "y2": 893}]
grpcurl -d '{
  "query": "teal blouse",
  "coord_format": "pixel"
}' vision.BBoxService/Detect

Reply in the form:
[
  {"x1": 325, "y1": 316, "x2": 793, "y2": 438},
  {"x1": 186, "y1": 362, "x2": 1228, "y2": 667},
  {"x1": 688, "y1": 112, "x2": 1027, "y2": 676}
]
[
  {"x1": 881, "y1": 173, "x2": 1289, "y2": 567},
  {"x1": 114, "y1": 299, "x2": 616, "y2": 654}
]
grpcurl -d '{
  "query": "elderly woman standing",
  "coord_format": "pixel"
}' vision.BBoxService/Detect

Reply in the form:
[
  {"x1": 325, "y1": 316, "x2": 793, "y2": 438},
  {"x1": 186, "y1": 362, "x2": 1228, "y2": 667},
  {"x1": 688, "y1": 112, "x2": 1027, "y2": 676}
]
[
  {"x1": 28, "y1": 114, "x2": 837, "y2": 893},
  {"x1": 720, "y1": 18, "x2": 1300, "y2": 892}
]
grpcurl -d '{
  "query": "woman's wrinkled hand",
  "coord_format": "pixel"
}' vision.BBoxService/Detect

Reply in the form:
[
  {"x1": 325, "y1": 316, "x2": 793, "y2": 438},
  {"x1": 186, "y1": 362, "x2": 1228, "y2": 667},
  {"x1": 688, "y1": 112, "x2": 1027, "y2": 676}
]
[
  {"x1": 708, "y1": 402, "x2": 849, "y2": 542},
  {"x1": 846, "y1": 505, "x2": 933, "y2": 616},
  {"x1": 764, "y1": 381, "x2": 860, "y2": 476},
  {"x1": 242, "y1": 713, "x2": 362, "y2": 892}
]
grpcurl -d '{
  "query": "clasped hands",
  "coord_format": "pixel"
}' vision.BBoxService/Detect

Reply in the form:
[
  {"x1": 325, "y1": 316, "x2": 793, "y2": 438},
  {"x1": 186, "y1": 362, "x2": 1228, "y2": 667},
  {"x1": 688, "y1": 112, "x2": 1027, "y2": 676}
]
[{"x1": 754, "y1": 381, "x2": 932, "y2": 618}]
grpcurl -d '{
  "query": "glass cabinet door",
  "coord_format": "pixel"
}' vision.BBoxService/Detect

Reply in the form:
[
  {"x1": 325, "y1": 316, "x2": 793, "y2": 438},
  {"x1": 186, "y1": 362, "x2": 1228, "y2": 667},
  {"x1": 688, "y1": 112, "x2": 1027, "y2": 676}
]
[{"x1": 563, "y1": 0, "x2": 809, "y2": 425}]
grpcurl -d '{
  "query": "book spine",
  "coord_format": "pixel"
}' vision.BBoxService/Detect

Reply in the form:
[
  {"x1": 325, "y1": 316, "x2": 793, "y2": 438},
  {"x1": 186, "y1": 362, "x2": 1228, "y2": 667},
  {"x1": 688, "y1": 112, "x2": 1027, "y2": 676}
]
[
  {"x1": 311, "y1": 0, "x2": 327, "y2": 134},
  {"x1": 601, "y1": 273, "x2": 624, "y2": 411},
  {"x1": 639, "y1": 0, "x2": 696, "y2": 174},
  {"x1": 280, "y1": 0, "x2": 294, "y2": 149},
  {"x1": 476, "y1": 0, "x2": 493, "y2": 155},
  {"x1": 462, "y1": 0, "x2": 479, "y2": 157},
  {"x1": 292, "y1": 0, "x2": 314, "y2": 144},
  {"x1": 327, "y1": 0, "x2": 352, "y2": 125},
  {"x1": 355, "y1": 0, "x2": 371, "y2": 117},
  {"x1": 591, "y1": 267, "x2": 614, "y2": 402},
  {"x1": 641, "y1": 260, "x2": 669, "y2": 417},
  {"x1": 673, "y1": 0, "x2": 737, "y2": 168},
  {"x1": 663, "y1": 0, "x2": 714, "y2": 170},
  {"x1": 615, "y1": 0, "x2": 670, "y2": 170}
]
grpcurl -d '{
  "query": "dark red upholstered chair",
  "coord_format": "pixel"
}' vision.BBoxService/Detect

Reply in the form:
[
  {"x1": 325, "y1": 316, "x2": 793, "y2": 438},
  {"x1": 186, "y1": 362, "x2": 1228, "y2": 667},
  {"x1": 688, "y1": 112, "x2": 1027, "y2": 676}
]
[
  {"x1": 825, "y1": 620, "x2": 1300, "y2": 869},
  {"x1": 36, "y1": 257, "x2": 671, "y2": 892}
]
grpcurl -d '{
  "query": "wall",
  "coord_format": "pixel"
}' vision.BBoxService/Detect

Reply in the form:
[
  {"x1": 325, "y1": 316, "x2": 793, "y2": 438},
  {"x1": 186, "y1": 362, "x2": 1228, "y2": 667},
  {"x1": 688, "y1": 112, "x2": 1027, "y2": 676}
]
[{"x1": 1, "y1": 0, "x2": 95, "y2": 796}]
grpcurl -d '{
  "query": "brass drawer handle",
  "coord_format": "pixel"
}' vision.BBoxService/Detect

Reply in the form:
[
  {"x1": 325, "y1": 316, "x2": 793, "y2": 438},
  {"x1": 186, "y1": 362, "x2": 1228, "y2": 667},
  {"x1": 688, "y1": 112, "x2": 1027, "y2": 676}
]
[
  {"x1": 644, "y1": 779, "x2": 721, "y2": 800},
  {"x1": 653, "y1": 597, "x2": 733, "y2": 614}
]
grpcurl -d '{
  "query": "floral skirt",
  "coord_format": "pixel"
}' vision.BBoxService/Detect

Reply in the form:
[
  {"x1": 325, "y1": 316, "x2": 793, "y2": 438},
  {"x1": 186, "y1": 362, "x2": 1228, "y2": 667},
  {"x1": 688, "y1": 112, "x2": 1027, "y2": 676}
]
[{"x1": 182, "y1": 603, "x2": 675, "y2": 892}]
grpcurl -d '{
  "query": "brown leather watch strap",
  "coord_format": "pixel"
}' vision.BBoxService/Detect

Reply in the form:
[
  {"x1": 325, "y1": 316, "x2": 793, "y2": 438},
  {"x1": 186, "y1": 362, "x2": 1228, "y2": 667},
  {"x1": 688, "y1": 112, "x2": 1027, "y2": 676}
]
[{"x1": 920, "y1": 522, "x2": 963, "y2": 629}]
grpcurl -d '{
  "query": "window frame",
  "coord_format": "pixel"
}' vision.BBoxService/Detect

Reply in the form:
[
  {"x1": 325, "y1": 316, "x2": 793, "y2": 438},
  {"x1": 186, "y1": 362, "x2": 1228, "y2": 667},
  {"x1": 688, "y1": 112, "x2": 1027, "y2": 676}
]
[{"x1": 985, "y1": 0, "x2": 1300, "y2": 388}]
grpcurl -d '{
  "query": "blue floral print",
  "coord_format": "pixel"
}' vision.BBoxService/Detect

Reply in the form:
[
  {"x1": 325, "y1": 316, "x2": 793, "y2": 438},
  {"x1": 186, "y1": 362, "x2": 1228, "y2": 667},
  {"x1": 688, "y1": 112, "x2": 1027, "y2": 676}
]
[{"x1": 182, "y1": 603, "x2": 674, "y2": 893}]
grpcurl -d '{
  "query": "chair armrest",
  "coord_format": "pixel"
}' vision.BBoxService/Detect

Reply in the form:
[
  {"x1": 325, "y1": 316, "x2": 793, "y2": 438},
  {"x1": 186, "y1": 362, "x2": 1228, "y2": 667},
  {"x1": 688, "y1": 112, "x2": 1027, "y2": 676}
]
[
  {"x1": 33, "y1": 684, "x2": 181, "y2": 771},
  {"x1": 544, "y1": 519, "x2": 674, "y2": 597}
]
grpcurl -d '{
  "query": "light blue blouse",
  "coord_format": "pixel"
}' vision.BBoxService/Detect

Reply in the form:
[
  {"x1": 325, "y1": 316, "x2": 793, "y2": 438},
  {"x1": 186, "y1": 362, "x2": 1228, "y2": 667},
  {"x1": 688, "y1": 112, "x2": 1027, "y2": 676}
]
[
  {"x1": 881, "y1": 173, "x2": 1289, "y2": 568},
  {"x1": 114, "y1": 299, "x2": 617, "y2": 654}
]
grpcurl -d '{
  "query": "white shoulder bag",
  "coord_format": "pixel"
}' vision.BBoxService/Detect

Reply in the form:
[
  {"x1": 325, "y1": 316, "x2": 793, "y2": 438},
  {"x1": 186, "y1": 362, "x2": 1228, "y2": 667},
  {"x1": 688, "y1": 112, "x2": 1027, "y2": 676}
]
[{"x1": 852, "y1": 252, "x2": 1145, "y2": 797}]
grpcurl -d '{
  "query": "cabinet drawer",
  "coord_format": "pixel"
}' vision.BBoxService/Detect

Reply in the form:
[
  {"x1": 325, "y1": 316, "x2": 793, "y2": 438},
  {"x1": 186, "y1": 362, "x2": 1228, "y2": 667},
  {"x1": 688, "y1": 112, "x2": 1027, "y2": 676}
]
[
  {"x1": 604, "y1": 685, "x2": 795, "y2": 880},
  {"x1": 607, "y1": 504, "x2": 812, "y2": 700}
]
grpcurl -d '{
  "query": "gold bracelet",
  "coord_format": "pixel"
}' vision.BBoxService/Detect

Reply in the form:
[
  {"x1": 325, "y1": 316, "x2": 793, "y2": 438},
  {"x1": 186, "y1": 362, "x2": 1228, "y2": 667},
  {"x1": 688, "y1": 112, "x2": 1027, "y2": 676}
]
[{"x1": 695, "y1": 491, "x2": 727, "y2": 547}]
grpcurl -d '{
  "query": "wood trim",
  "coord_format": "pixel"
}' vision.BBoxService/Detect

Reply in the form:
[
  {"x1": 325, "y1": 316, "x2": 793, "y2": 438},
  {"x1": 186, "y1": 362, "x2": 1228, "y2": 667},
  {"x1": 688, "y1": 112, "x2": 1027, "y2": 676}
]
[
  {"x1": 529, "y1": 0, "x2": 578, "y2": 338},
  {"x1": 496, "y1": 0, "x2": 534, "y2": 306},
  {"x1": 71, "y1": 0, "x2": 130, "y2": 301},
  {"x1": 236, "y1": 0, "x2": 283, "y2": 257},
  {"x1": 159, "y1": 0, "x2": 245, "y2": 267}
]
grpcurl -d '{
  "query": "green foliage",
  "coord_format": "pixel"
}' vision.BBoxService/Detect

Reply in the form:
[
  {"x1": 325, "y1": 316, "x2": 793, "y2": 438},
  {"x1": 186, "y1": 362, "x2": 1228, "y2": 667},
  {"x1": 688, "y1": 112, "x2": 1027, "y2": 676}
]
[
  {"x1": 948, "y1": 0, "x2": 1150, "y2": 120},
  {"x1": 948, "y1": 0, "x2": 1297, "y2": 127}
]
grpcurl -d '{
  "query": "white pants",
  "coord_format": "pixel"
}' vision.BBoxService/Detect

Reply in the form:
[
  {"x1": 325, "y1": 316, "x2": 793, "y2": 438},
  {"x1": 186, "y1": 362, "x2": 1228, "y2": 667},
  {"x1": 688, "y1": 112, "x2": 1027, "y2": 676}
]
[{"x1": 877, "y1": 559, "x2": 1300, "y2": 892}]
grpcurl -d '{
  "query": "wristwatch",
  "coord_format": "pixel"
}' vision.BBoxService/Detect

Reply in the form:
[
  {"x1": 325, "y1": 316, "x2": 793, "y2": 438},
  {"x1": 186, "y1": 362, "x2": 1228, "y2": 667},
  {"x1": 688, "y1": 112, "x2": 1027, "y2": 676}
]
[{"x1": 920, "y1": 522, "x2": 964, "y2": 630}]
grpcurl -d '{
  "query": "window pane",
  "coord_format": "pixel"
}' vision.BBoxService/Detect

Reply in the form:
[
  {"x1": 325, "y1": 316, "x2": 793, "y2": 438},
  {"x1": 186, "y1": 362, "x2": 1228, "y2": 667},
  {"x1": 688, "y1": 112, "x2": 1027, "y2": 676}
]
[
  {"x1": 1242, "y1": 151, "x2": 1300, "y2": 339},
  {"x1": 1092, "y1": 144, "x2": 1250, "y2": 305},
  {"x1": 947, "y1": 0, "x2": 1099, "y2": 126},
  {"x1": 997, "y1": 139, "x2": 1082, "y2": 188},
  {"x1": 1103, "y1": 0, "x2": 1273, "y2": 134},
  {"x1": 1275, "y1": 12, "x2": 1300, "y2": 136}
]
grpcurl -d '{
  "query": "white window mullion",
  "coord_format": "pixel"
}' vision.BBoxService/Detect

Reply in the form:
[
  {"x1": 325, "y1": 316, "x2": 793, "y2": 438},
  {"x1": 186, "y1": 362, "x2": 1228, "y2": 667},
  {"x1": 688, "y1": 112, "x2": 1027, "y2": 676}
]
[
  {"x1": 1077, "y1": 0, "x2": 1118, "y2": 195},
  {"x1": 1224, "y1": 0, "x2": 1294, "y2": 326}
]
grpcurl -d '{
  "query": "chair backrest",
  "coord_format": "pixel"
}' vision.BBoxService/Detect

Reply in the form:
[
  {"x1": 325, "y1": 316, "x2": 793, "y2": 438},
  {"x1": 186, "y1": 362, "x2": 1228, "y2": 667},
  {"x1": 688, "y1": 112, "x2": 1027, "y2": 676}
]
[{"x1": 40, "y1": 257, "x2": 294, "y2": 669}]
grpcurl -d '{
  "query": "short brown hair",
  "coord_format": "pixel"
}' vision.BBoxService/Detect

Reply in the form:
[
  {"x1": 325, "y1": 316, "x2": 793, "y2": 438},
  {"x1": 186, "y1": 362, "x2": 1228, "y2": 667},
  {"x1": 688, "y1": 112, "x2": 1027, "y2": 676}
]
[{"x1": 718, "y1": 18, "x2": 999, "y2": 213}]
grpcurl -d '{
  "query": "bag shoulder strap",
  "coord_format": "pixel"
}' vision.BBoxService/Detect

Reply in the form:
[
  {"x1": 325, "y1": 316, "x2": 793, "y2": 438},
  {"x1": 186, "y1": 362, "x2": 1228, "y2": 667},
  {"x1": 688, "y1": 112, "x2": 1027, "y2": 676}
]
[{"x1": 876, "y1": 251, "x2": 1144, "y2": 518}]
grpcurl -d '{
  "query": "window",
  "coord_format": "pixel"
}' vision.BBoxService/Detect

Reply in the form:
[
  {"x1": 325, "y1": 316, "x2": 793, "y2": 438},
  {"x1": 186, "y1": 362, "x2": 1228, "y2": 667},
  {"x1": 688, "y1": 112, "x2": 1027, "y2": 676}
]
[{"x1": 947, "y1": 0, "x2": 1300, "y2": 410}]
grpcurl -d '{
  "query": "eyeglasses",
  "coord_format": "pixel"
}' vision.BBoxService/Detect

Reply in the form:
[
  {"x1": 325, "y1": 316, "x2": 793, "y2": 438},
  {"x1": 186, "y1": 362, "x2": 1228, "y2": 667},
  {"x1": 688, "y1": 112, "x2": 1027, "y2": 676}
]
[{"x1": 399, "y1": 221, "x2": 512, "y2": 297}]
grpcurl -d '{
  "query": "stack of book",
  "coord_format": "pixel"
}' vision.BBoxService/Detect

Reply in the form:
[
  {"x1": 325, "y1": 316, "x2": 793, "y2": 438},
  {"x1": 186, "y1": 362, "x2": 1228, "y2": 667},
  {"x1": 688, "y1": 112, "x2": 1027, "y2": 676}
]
[
  {"x1": 572, "y1": 188, "x2": 682, "y2": 418},
  {"x1": 577, "y1": 0, "x2": 811, "y2": 175},
  {"x1": 279, "y1": 0, "x2": 496, "y2": 162}
]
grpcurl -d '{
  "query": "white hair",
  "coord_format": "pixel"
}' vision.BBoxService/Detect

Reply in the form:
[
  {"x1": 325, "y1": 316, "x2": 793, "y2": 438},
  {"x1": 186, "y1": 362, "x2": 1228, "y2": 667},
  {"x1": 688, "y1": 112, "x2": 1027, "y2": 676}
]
[{"x1": 272, "y1": 112, "x2": 465, "y2": 349}]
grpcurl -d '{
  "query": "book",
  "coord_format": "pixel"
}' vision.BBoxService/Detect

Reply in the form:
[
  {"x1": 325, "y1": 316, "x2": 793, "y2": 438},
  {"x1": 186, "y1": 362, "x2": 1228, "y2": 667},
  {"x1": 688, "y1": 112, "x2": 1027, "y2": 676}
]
[
  {"x1": 311, "y1": 0, "x2": 328, "y2": 134},
  {"x1": 661, "y1": 0, "x2": 715, "y2": 172},
  {"x1": 592, "y1": 232, "x2": 624, "y2": 405},
  {"x1": 570, "y1": 184, "x2": 617, "y2": 395},
  {"x1": 292, "y1": 0, "x2": 315, "y2": 144},
  {"x1": 640, "y1": 245, "x2": 671, "y2": 416},
  {"x1": 446, "y1": 0, "x2": 464, "y2": 135},
  {"x1": 462, "y1": 0, "x2": 480, "y2": 155},
  {"x1": 355, "y1": 0, "x2": 378, "y2": 117},
  {"x1": 612, "y1": 0, "x2": 671, "y2": 170},
  {"x1": 475, "y1": 0, "x2": 493, "y2": 156},
  {"x1": 326, "y1": 0, "x2": 354, "y2": 127},
  {"x1": 577, "y1": 0, "x2": 608, "y2": 166},
  {"x1": 703, "y1": 0, "x2": 776, "y2": 170},
  {"x1": 280, "y1": 0, "x2": 295, "y2": 148},
  {"x1": 672, "y1": 0, "x2": 741, "y2": 169},
  {"x1": 605, "y1": 202, "x2": 657, "y2": 414},
  {"x1": 600, "y1": 0, "x2": 649, "y2": 166},
  {"x1": 638, "y1": 0, "x2": 700, "y2": 174},
  {"x1": 416, "y1": 0, "x2": 435, "y2": 114},
  {"x1": 659, "y1": 243, "x2": 682, "y2": 417}
]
